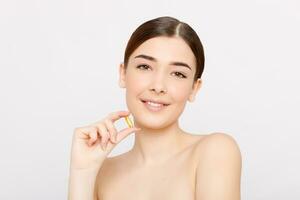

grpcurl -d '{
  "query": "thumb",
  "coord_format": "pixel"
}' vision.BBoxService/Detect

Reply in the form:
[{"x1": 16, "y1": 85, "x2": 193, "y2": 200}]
[{"x1": 116, "y1": 127, "x2": 141, "y2": 142}]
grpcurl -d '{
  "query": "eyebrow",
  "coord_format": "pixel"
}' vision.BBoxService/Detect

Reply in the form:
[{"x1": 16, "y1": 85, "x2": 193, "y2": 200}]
[{"x1": 134, "y1": 54, "x2": 192, "y2": 70}]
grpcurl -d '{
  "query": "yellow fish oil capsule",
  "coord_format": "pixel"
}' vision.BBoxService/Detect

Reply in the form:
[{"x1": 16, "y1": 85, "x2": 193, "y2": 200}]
[{"x1": 125, "y1": 116, "x2": 133, "y2": 128}]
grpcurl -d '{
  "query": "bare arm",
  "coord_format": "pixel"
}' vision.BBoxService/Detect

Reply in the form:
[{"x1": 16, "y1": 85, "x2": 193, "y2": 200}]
[
  {"x1": 68, "y1": 167, "x2": 100, "y2": 200},
  {"x1": 195, "y1": 133, "x2": 242, "y2": 200}
]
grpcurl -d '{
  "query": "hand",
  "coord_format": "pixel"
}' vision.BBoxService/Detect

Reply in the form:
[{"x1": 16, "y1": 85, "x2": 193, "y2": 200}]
[{"x1": 69, "y1": 110, "x2": 140, "y2": 171}]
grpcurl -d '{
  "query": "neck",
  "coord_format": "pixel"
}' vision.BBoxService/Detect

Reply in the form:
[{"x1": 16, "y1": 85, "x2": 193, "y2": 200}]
[{"x1": 130, "y1": 119, "x2": 185, "y2": 166}]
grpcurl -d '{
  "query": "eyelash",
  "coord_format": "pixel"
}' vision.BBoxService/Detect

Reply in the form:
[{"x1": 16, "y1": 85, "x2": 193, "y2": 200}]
[{"x1": 136, "y1": 64, "x2": 187, "y2": 79}]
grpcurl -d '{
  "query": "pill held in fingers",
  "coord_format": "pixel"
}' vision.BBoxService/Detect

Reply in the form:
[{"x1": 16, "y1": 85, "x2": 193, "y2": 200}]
[{"x1": 125, "y1": 116, "x2": 133, "y2": 128}]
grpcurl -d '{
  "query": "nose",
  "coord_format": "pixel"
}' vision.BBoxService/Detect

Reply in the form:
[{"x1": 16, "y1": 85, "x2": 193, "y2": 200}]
[{"x1": 149, "y1": 73, "x2": 168, "y2": 94}]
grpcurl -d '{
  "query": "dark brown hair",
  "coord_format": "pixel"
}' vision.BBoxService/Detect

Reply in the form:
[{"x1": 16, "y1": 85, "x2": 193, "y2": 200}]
[{"x1": 123, "y1": 16, "x2": 205, "y2": 82}]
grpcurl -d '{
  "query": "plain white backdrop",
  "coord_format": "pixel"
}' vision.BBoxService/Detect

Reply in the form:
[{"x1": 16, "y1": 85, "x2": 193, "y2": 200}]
[{"x1": 0, "y1": 0, "x2": 299, "y2": 199}]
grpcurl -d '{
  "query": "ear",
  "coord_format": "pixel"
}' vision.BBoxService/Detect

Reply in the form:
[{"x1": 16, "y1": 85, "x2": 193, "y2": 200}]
[
  {"x1": 119, "y1": 62, "x2": 126, "y2": 88},
  {"x1": 188, "y1": 79, "x2": 202, "y2": 102}
]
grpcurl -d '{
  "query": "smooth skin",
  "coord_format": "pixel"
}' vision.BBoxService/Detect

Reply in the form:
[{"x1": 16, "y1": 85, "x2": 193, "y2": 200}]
[
  {"x1": 68, "y1": 111, "x2": 141, "y2": 200},
  {"x1": 68, "y1": 36, "x2": 242, "y2": 200}
]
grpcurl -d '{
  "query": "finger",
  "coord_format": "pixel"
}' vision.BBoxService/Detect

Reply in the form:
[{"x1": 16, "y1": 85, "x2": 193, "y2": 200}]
[
  {"x1": 87, "y1": 126, "x2": 99, "y2": 146},
  {"x1": 103, "y1": 119, "x2": 118, "y2": 144},
  {"x1": 74, "y1": 126, "x2": 95, "y2": 140},
  {"x1": 116, "y1": 127, "x2": 141, "y2": 143},
  {"x1": 90, "y1": 111, "x2": 130, "y2": 127},
  {"x1": 96, "y1": 124, "x2": 110, "y2": 150},
  {"x1": 106, "y1": 110, "x2": 131, "y2": 123}
]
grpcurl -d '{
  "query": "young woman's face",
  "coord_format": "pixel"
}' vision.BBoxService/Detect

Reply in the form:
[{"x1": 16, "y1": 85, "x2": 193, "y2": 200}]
[{"x1": 119, "y1": 36, "x2": 201, "y2": 129}]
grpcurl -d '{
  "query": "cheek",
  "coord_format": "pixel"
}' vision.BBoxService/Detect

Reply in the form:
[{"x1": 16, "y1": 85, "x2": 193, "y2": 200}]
[
  {"x1": 169, "y1": 83, "x2": 191, "y2": 102},
  {"x1": 126, "y1": 74, "x2": 147, "y2": 93}
]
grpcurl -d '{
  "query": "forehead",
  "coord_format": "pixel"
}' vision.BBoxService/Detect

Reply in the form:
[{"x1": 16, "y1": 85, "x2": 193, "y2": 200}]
[{"x1": 129, "y1": 36, "x2": 196, "y2": 69}]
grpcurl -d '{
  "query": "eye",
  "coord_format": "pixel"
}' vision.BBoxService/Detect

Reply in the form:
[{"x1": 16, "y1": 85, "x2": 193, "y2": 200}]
[
  {"x1": 136, "y1": 64, "x2": 150, "y2": 70},
  {"x1": 136, "y1": 65, "x2": 187, "y2": 79},
  {"x1": 173, "y1": 71, "x2": 187, "y2": 79}
]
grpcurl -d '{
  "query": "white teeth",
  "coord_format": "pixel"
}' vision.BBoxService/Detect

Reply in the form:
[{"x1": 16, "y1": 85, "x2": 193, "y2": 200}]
[{"x1": 146, "y1": 101, "x2": 163, "y2": 107}]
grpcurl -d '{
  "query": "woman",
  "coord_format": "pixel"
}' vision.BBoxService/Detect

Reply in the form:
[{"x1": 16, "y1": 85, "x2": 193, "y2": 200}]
[{"x1": 68, "y1": 16, "x2": 242, "y2": 200}]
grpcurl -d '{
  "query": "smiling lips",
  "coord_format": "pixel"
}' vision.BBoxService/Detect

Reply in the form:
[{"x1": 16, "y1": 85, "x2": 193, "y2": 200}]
[{"x1": 140, "y1": 99, "x2": 170, "y2": 112}]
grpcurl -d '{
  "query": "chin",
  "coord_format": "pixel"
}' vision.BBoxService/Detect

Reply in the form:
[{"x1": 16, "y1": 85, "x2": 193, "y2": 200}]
[
  {"x1": 131, "y1": 108, "x2": 180, "y2": 130},
  {"x1": 134, "y1": 118, "x2": 174, "y2": 130}
]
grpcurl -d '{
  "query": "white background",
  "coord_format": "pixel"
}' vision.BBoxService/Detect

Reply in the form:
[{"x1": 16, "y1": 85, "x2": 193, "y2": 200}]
[{"x1": 0, "y1": 0, "x2": 299, "y2": 199}]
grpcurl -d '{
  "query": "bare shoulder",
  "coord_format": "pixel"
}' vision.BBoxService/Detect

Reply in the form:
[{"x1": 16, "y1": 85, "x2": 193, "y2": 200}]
[
  {"x1": 94, "y1": 155, "x2": 124, "y2": 199},
  {"x1": 194, "y1": 132, "x2": 242, "y2": 199},
  {"x1": 96, "y1": 153, "x2": 129, "y2": 181},
  {"x1": 195, "y1": 132, "x2": 242, "y2": 159}
]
